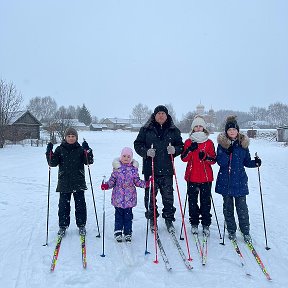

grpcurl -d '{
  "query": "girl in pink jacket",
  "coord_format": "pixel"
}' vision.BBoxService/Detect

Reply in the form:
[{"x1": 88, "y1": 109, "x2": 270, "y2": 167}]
[{"x1": 101, "y1": 147, "x2": 149, "y2": 242}]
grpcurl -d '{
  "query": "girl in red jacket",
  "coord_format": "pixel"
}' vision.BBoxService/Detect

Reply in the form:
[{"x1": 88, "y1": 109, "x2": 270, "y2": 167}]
[{"x1": 181, "y1": 116, "x2": 216, "y2": 236}]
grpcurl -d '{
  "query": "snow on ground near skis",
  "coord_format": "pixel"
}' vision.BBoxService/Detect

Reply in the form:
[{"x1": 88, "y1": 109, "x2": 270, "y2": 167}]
[{"x1": 0, "y1": 131, "x2": 287, "y2": 288}]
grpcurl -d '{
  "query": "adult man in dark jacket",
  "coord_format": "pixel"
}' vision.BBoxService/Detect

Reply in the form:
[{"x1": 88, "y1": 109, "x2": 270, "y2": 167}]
[{"x1": 134, "y1": 105, "x2": 183, "y2": 232}]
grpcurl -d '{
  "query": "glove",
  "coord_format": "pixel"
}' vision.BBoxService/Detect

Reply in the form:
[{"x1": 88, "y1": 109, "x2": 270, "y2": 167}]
[
  {"x1": 101, "y1": 183, "x2": 109, "y2": 190},
  {"x1": 46, "y1": 142, "x2": 53, "y2": 153},
  {"x1": 225, "y1": 144, "x2": 233, "y2": 155},
  {"x1": 199, "y1": 151, "x2": 206, "y2": 160},
  {"x1": 82, "y1": 140, "x2": 90, "y2": 150},
  {"x1": 167, "y1": 145, "x2": 175, "y2": 155},
  {"x1": 255, "y1": 156, "x2": 262, "y2": 167},
  {"x1": 147, "y1": 148, "x2": 156, "y2": 158},
  {"x1": 145, "y1": 176, "x2": 153, "y2": 188},
  {"x1": 188, "y1": 142, "x2": 198, "y2": 152}
]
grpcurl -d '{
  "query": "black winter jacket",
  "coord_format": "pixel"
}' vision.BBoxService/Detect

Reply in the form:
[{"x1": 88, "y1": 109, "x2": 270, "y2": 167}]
[
  {"x1": 134, "y1": 115, "x2": 183, "y2": 178},
  {"x1": 46, "y1": 141, "x2": 93, "y2": 193}
]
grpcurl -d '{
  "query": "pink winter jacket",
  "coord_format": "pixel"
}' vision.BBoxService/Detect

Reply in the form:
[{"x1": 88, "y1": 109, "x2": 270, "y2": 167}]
[{"x1": 106, "y1": 158, "x2": 146, "y2": 208}]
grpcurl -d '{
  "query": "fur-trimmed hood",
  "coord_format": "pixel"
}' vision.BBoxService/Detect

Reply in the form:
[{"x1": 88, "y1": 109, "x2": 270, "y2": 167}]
[
  {"x1": 112, "y1": 157, "x2": 139, "y2": 169},
  {"x1": 217, "y1": 132, "x2": 250, "y2": 149}
]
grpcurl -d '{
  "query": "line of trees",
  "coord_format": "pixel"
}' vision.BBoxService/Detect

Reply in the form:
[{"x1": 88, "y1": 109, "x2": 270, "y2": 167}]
[{"x1": 1, "y1": 78, "x2": 288, "y2": 147}]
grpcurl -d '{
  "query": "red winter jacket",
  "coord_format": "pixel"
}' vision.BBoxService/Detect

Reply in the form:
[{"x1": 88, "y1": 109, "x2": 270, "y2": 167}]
[{"x1": 181, "y1": 138, "x2": 216, "y2": 183}]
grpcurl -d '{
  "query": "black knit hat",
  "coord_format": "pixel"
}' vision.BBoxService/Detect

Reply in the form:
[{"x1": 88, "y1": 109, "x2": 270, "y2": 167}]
[
  {"x1": 225, "y1": 115, "x2": 239, "y2": 133},
  {"x1": 64, "y1": 127, "x2": 78, "y2": 140},
  {"x1": 154, "y1": 105, "x2": 168, "y2": 115}
]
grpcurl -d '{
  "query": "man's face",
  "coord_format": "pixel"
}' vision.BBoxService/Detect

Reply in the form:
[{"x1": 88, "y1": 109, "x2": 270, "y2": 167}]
[{"x1": 155, "y1": 111, "x2": 167, "y2": 125}]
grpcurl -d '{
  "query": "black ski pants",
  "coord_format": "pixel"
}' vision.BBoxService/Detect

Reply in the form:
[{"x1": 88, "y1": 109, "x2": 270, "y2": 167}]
[
  {"x1": 146, "y1": 175, "x2": 176, "y2": 222},
  {"x1": 223, "y1": 195, "x2": 250, "y2": 235},
  {"x1": 187, "y1": 182, "x2": 212, "y2": 227},
  {"x1": 58, "y1": 190, "x2": 87, "y2": 228}
]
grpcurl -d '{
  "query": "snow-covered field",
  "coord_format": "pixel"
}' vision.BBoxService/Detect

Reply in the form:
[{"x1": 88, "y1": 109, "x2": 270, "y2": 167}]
[{"x1": 0, "y1": 130, "x2": 287, "y2": 288}]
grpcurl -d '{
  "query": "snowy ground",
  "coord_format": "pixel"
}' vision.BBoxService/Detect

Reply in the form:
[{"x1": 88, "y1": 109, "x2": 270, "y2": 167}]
[{"x1": 0, "y1": 130, "x2": 287, "y2": 288}]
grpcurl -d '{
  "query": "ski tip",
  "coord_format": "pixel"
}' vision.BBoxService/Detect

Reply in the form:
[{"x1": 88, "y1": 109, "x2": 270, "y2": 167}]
[
  {"x1": 153, "y1": 260, "x2": 159, "y2": 264},
  {"x1": 145, "y1": 251, "x2": 151, "y2": 255}
]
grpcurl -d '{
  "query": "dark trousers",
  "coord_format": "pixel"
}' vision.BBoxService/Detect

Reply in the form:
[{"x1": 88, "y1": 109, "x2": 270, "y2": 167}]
[
  {"x1": 187, "y1": 182, "x2": 212, "y2": 227},
  {"x1": 58, "y1": 191, "x2": 87, "y2": 228},
  {"x1": 114, "y1": 207, "x2": 133, "y2": 235},
  {"x1": 146, "y1": 175, "x2": 176, "y2": 221},
  {"x1": 223, "y1": 195, "x2": 250, "y2": 235}
]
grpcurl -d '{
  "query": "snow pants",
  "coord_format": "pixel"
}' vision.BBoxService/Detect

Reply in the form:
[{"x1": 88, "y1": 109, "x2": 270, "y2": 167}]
[
  {"x1": 114, "y1": 207, "x2": 133, "y2": 236},
  {"x1": 187, "y1": 182, "x2": 212, "y2": 227},
  {"x1": 146, "y1": 175, "x2": 176, "y2": 222},
  {"x1": 58, "y1": 190, "x2": 87, "y2": 228},
  {"x1": 223, "y1": 195, "x2": 250, "y2": 235}
]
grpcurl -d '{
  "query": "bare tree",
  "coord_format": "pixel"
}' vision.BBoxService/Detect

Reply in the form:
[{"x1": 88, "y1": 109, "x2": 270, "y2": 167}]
[
  {"x1": 267, "y1": 102, "x2": 288, "y2": 127},
  {"x1": 0, "y1": 79, "x2": 23, "y2": 148},
  {"x1": 26, "y1": 96, "x2": 57, "y2": 122},
  {"x1": 164, "y1": 103, "x2": 177, "y2": 123},
  {"x1": 52, "y1": 106, "x2": 75, "y2": 141},
  {"x1": 130, "y1": 103, "x2": 152, "y2": 124}
]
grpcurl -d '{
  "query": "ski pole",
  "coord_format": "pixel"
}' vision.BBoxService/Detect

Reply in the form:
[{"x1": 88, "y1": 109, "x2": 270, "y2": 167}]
[
  {"x1": 179, "y1": 192, "x2": 188, "y2": 240},
  {"x1": 255, "y1": 152, "x2": 270, "y2": 250},
  {"x1": 151, "y1": 145, "x2": 159, "y2": 264},
  {"x1": 144, "y1": 175, "x2": 152, "y2": 255},
  {"x1": 145, "y1": 181, "x2": 152, "y2": 255},
  {"x1": 43, "y1": 151, "x2": 52, "y2": 246},
  {"x1": 100, "y1": 176, "x2": 106, "y2": 257},
  {"x1": 211, "y1": 194, "x2": 222, "y2": 240},
  {"x1": 169, "y1": 144, "x2": 192, "y2": 261},
  {"x1": 220, "y1": 222, "x2": 226, "y2": 245},
  {"x1": 84, "y1": 144, "x2": 101, "y2": 238}
]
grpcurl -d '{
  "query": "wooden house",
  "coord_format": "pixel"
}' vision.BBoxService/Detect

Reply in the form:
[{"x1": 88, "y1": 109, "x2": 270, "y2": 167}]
[{"x1": 5, "y1": 110, "x2": 42, "y2": 141}]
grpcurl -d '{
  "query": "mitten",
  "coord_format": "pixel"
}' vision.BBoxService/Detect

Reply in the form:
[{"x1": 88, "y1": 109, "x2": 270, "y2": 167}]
[
  {"x1": 101, "y1": 183, "x2": 109, "y2": 190},
  {"x1": 225, "y1": 145, "x2": 233, "y2": 155},
  {"x1": 167, "y1": 145, "x2": 175, "y2": 155},
  {"x1": 145, "y1": 176, "x2": 153, "y2": 188},
  {"x1": 147, "y1": 148, "x2": 156, "y2": 158},
  {"x1": 46, "y1": 142, "x2": 53, "y2": 153},
  {"x1": 199, "y1": 151, "x2": 206, "y2": 160},
  {"x1": 82, "y1": 140, "x2": 90, "y2": 150},
  {"x1": 255, "y1": 156, "x2": 262, "y2": 167},
  {"x1": 188, "y1": 142, "x2": 198, "y2": 152}
]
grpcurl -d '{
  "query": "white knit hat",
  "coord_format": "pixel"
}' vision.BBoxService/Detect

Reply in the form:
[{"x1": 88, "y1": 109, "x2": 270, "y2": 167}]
[{"x1": 191, "y1": 116, "x2": 207, "y2": 131}]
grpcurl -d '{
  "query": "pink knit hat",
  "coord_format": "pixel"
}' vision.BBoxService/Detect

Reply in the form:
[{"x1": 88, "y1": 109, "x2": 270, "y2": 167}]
[{"x1": 120, "y1": 147, "x2": 133, "y2": 162}]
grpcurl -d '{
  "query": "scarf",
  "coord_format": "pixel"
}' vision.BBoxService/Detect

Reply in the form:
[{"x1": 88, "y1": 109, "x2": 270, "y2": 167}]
[{"x1": 189, "y1": 131, "x2": 208, "y2": 143}]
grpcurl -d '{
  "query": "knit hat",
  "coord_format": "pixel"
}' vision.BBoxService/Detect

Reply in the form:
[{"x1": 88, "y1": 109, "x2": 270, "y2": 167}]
[
  {"x1": 191, "y1": 115, "x2": 207, "y2": 131},
  {"x1": 120, "y1": 147, "x2": 133, "y2": 162},
  {"x1": 225, "y1": 115, "x2": 239, "y2": 133},
  {"x1": 64, "y1": 127, "x2": 78, "y2": 140},
  {"x1": 154, "y1": 105, "x2": 168, "y2": 115}
]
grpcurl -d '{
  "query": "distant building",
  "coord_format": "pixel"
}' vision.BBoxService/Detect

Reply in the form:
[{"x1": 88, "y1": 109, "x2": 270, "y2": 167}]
[
  {"x1": 100, "y1": 118, "x2": 140, "y2": 131},
  {"x1": 89, "y1": 123, "x2": 107, "y2": 131},
  {"x1": 4, "y1": 110, "x2": 42, "y2": 141},
  {"x1": 195, "y1": 104, "x2": 216, "y2": 132}
]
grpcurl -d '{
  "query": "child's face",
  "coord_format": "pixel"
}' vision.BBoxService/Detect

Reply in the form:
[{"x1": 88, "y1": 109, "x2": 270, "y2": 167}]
[
  {"x1": 66, "y1": 134, "x2": 77, "y2": 144},
  {"x1": 121, "y1": 154, "x2": 132, "y2": 164},
  {"x1": 193, "y1": 125, "x2": 204, "y2": 132},
  {"x1": 227, "y1": 128, "x2": 238, "y2": 140}
]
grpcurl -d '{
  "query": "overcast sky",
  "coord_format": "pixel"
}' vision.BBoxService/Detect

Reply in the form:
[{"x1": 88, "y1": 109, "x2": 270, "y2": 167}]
[{"x1": 1, "y1": 0, "x2": 287, "y2": 120}]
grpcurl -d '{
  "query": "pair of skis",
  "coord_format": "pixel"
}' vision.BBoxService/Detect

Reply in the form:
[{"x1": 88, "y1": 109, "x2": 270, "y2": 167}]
[
  {"x1": 154, "y1": 227, "x2": 193, "y2": 271},
  {"x1": 50, "y1": 234, "x2": 87, "y2": 271},
  {"x1": 230, "y1": 238, "x2": 271, "y2": 281},
  {"x1": 192, "y1": 232, "x2": 208, "y2": 265}
]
